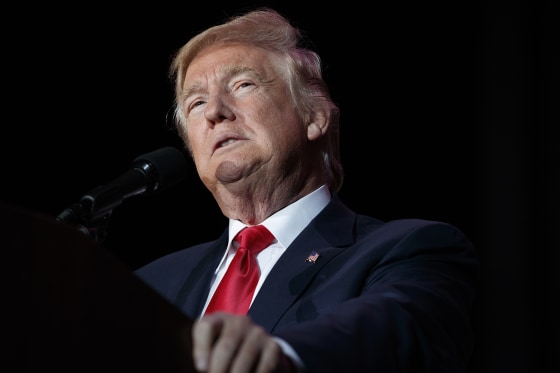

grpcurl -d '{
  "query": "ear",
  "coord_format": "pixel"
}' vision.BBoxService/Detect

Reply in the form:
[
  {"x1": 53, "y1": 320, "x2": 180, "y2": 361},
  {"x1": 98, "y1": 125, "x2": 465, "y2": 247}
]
[{"x1": 306, "y1": 107, "x2": 329, "y2": 141}]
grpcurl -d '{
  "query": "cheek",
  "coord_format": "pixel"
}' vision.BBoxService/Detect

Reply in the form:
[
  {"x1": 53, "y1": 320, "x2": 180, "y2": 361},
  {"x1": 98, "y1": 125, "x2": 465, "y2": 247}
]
[
  {"x1": 271, "y1": 108, "x2": 306, "y2": 138},
  {"x1": 185, "y1": 125, "x2": 207, "y2": 162},
  {"x1": 177, "y1": 124, "x2": 192, "y2": 152},
  {"x1": 266, "y1": 123, "x2": 307, "y2": 160}
]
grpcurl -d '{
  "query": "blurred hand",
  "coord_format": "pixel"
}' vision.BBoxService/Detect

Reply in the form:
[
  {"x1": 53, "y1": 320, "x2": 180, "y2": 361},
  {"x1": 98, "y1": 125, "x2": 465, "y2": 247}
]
[{"x1": 192, "y1": 312, "x2": 297, "y2": 373}]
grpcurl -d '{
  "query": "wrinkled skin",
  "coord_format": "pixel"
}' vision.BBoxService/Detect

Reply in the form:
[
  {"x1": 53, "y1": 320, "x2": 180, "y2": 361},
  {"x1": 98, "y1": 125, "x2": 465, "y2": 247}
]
[{"x1": 180, "y1": 43, "x2": 328, "y2": 372}]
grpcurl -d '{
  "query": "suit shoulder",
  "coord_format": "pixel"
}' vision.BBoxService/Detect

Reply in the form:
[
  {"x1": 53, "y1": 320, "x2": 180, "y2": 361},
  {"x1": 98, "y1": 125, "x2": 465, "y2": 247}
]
[
  {"x1": 356, "y1": 216, "x2": 473, "y2": 250},
  {"x1": 135, "y1": 234, "x2": 225, "y2": 274}
]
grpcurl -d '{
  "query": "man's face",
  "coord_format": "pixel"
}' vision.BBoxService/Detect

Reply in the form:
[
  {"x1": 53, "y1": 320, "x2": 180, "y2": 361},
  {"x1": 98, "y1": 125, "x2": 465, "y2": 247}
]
[{"x1": 180, "y1": 43, "x2": 307, "y2": 194}]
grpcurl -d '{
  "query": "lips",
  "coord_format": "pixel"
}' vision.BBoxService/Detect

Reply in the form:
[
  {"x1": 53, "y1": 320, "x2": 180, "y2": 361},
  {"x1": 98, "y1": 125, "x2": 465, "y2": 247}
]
[
  {"x1": 218, "y1": 138, "x2": 237, "y2": 147},
  {"x1": 212, "y1": 132, "x2": 244, "y2": 153}
]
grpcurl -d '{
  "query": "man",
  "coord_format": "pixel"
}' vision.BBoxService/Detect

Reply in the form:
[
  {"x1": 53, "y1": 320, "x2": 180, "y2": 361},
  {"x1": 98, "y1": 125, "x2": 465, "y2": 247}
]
[{"x1": 135, "y1": 8, "x2": 479, "y2": 372}]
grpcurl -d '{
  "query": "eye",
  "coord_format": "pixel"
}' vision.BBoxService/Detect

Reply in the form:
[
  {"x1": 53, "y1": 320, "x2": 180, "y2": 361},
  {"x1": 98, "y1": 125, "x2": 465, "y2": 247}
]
[
  {"x1": 192, "y1": 100, "x2": 205, "y2": 107},
  {"x1": 232, "y1": 80, "x2": 255, "y2": 92},
  {"x1": 187, "y1": 99, "x2": 206, "y2": 114}
]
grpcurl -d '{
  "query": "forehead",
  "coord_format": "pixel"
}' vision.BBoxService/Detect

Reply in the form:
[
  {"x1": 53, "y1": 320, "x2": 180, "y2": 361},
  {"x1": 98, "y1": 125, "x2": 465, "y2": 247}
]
[{"x1": 185, "y1": 43, "x2": 284, "y2": 80}]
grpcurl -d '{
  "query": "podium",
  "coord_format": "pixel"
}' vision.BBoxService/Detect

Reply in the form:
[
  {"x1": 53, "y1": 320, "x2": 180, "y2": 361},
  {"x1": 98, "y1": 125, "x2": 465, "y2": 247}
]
[{"x1": 0, "y1": 201, "x2": 195, "y2": 372}]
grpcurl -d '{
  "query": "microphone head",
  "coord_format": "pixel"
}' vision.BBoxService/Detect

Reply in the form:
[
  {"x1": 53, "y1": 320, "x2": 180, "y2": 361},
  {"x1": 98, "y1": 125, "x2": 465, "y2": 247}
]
[{"x1": 132, "y1": 146, "x2": 189, "y2": 194}]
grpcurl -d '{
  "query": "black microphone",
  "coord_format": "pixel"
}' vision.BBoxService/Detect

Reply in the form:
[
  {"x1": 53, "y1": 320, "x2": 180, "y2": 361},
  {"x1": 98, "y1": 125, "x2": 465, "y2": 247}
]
[{"x1": 56, "y1": 146, "x2": 189, "y2": 241}]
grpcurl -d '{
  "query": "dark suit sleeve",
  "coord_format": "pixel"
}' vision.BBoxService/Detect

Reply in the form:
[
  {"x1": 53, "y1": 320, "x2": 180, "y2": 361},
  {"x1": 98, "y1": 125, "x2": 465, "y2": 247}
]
[{"x1": 273, "y1": 220, "x2": 479, "y2": 373}]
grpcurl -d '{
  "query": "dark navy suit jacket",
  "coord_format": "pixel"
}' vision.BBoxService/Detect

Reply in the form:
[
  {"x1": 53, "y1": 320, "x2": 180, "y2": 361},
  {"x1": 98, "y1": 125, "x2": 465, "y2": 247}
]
[{"x1": 135, "y1": 194, "x2": 479, "y2": 372}]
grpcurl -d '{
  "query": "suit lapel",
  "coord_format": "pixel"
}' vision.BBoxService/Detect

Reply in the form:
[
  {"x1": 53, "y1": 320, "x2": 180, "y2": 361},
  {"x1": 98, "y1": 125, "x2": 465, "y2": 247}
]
[
  {"x1": 175, "y1": 230, "x2": 229, "y2": 317},
  {"x1": 248, "y1": 195, "x2": 356, "y2": 331}
]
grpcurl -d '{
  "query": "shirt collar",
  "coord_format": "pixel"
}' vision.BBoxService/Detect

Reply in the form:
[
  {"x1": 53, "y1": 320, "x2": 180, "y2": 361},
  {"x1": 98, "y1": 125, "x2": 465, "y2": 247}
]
[{"x1": 228, "y1": 184, "x2": 331, "y2": 248}]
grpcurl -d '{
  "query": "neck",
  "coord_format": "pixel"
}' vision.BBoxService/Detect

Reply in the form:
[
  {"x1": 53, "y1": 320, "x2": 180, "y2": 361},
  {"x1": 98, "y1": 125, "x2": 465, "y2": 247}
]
[{"x1": 212, "y1": 179, "x2": 324, "y2": 225}]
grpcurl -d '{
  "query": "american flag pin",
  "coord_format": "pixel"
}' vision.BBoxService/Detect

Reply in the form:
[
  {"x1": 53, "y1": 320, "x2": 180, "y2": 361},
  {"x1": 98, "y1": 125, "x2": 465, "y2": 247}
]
[{"x1": 305, "y1": 251, "x2": 320, "y2": 263}]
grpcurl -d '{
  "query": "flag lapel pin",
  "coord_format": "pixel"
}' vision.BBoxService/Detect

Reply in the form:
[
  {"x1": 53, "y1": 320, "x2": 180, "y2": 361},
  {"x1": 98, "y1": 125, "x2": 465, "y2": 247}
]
[{"x1": 305, "y1": 250, "x2": 320, "y2": 263}]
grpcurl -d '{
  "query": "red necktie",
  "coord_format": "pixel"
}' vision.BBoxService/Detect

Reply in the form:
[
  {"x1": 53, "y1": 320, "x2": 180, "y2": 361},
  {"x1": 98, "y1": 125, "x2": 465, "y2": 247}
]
[{"x1": 205, "y1": 225, "x2": 274, "y2": 315}]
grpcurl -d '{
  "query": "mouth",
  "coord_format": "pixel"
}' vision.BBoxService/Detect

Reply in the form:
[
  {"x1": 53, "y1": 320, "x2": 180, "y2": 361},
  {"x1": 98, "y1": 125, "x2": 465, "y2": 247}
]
[
  {"x1": 218, "y1": 138, "x2": 237, "y2": 148},
  {"x1": 213, "y1": 133, "x2": 244, "y2": 153}
]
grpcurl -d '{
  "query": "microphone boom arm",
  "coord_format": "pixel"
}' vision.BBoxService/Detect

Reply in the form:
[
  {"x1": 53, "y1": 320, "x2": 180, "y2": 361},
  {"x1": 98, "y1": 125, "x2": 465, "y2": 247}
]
[{"x1": 55, "y1": 147, "x2": 188, "y2": 244}]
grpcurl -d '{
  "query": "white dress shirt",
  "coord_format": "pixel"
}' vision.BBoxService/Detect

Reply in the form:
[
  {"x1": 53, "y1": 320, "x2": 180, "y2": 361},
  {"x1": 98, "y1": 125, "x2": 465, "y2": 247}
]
[
  {"x1": 200, "y1": 184, "x2": 331, "y2": 315},
  {"x1": 199, "y1": 185, "x2": 331, "y2": 371}
]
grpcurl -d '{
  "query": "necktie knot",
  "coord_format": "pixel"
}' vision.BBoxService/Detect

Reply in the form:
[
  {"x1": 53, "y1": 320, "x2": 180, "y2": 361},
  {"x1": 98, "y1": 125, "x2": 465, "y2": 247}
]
[{"x1": 235, "y1": 225, "x2": 274, "y2": 256}]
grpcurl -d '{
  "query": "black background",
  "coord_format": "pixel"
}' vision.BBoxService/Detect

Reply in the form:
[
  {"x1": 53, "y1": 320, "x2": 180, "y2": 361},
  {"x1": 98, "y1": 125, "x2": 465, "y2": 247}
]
[{"x1": 2, "y1": 1, "x2": 557, "y2": 372}]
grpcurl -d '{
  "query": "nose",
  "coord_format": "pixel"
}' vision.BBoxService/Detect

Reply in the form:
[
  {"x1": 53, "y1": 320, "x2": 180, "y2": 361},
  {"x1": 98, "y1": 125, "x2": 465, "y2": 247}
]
[{"x1": 204, "y1": 94, "x2": 236, "y2": 124}]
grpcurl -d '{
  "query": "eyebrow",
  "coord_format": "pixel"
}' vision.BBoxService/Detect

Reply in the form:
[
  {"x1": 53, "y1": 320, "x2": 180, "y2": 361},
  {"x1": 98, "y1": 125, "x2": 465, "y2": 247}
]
[
  {"x1": 184, "y1": 64, "x2": 265, "y2": 94},
  {"x1": 224, "y1": 65, "x2": 263, "y2": 80},
  {"x1": 181, "y1": 82, "x2": 205, "y2": 103}
]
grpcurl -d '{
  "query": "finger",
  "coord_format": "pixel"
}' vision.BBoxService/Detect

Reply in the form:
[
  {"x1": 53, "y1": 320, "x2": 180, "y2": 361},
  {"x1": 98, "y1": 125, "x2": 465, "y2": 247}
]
[
  {"x1": 230, "y1": 324, "x2": 286, "y2": 373},
  {"x1": 254, "y1": 338, "x2": 286, "y2": 373},
  {"x1": 207, "y1": 315, "x2": 249, "y2": 372},
  {"x1": 193, "y1": 313, "x2": 251, "y2": 373},
  {"x1": 192, "y1": 313, "x2": 225, "y2": 371}
]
